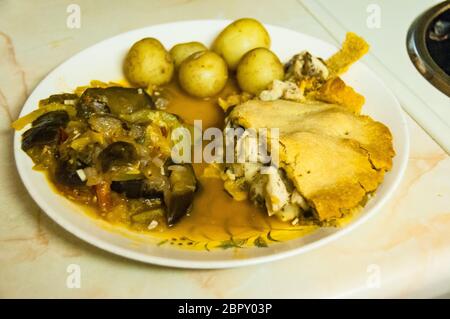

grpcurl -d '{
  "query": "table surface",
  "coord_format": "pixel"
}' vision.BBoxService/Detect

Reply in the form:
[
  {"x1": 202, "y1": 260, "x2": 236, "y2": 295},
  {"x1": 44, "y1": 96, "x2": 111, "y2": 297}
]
[{"x1": 0, "y1": 0, "x2": 449, "y2": 298}]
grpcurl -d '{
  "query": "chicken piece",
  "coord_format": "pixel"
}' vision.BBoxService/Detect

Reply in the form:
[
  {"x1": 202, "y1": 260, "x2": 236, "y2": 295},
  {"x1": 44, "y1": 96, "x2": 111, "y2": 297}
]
[
  {"x1": 259, "y1": 80, "x2": 304, "y2": 102},
  {"x1": 285, "y1": 51, "x2": 329, "y2": 83},
  {"x1": 265, "y1": 166, "x2": 290, "y2": 215}
]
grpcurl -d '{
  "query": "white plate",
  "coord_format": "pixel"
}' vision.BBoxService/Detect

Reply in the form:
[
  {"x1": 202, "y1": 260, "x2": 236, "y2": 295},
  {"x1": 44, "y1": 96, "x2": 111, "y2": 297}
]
[{"x1": 14, "y1": 20, "x2": 409, "y2": 269}]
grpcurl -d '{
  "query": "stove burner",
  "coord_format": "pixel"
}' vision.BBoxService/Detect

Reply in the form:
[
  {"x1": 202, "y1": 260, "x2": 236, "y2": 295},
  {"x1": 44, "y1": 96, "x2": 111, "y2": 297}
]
[{"x1": 407, "y1": 1, "x2": 450, "y2": 96}]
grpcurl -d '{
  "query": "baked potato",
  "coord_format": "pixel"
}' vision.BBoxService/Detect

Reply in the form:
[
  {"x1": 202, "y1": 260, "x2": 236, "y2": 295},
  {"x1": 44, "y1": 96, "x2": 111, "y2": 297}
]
[
  {"x1": 178, "y1": 50, "x2": 228, "y2": 98},
  {"x1": 212, "y1": 18, "x2": 270, "y2": 70},
  {"x1": 169, "y1": 41, "x2": 207, "y2": 68},
  {"x1": 236, "y1": 47, "x2": 284, "y2": 95},
  {"x1": 124, "y1": 38, "x2": 174, "y2": 87}
]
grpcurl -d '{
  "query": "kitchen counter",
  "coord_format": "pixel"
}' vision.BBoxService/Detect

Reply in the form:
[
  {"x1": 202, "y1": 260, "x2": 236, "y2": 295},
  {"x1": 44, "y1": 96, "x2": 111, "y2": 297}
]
[{"x1": 0, "y1": 0, "x2": 449, "y2": 298}]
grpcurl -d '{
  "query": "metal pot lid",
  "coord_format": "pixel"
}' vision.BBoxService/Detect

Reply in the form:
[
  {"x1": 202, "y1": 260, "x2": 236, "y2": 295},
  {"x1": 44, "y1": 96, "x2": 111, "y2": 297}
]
[{"x1": 407, "y1": 1, "x2": 450, "y2": 96}]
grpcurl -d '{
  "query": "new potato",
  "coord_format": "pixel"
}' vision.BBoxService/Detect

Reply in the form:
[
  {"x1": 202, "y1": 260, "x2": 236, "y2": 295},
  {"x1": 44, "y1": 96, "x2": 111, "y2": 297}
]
[
  {"x1": 236, "y1": 48, "x2": 284, "y2": 95},
  {"x1": 124, "y1": 38, "x2": 174, "y2": 87},
  {"x1": 212, "y1": 18, "x2": 270, "y2": 70},
  {"x1": 170, "y1": 41, "x2": 207, "y2": 68},
  {"x1": 178, "y1": 51, "x2": 228, "y2": 98}
]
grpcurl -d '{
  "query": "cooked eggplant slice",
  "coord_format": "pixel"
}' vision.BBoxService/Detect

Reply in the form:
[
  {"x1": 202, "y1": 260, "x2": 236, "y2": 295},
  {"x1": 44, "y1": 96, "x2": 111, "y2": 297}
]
[
  {"x1": 16, "y1": 84, "x2": 202, "y2": 231},
  {"x1": 98, "y1": 141, "x2": 137, "y2": 172},
  {"x1": 111, "y1": 179, "x2": 163, "y2": 199},
  {"x1": 73, "y1": 144, "x2": 100, "y2": 167},
  {"x1": 77, "y1": 90, "x2": 111, "y2": 118},
  {"x1": 39, "y1": 93, "x2": 78, "y2": 107},
  {"x1": 165, "y1": 191, "x2": 195, "y2": 226},
  {"x1": 22, "y1": 110, "x2": 70, "y2": 151},
  {"x1": 164, "y1": 164, "x2": 197, "y2": 226},
  {"x1": 54, "y1": 160, "x2": 85, "y2": 187},
  {"x1": 88, "y1": 115, "x2": 124, "y2": 137},
  {"x1": 22, "y1": 124, "x2": 61, "y2": 151},
  {"x1": 32, "y1": 110, "x2": 69, "y2": 128},
  {"x1": 77, "y1": 87, "x2": 154, "y2": 118}
]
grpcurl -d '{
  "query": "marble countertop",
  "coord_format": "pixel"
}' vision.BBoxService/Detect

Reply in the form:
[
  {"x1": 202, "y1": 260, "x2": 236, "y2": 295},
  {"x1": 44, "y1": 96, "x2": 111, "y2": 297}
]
[{"x1": 0, "y1": 0, "x2": 449, "y2": 298}]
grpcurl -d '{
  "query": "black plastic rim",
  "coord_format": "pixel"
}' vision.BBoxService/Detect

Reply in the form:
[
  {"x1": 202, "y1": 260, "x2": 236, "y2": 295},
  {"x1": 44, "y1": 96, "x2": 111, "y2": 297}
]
[{"x1": 406, "y1": 1, "x2": 450, "y2": 96}]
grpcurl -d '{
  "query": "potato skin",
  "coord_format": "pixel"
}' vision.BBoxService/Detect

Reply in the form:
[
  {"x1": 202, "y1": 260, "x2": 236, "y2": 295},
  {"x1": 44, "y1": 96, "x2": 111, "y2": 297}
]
[
  {"x1": 124, "y1": 38, "x2": 174, "y2": 87},
  {"x1": 236, "y1": 48, "x2": 284, "y2": 95},
  {"x1": 212, "y1": 18, "x2": 270, "y2": 70},
  {"x1": 178, "y1": 51, "x2": 228, "y2": 98},
  {"x1": 169, "y1": 41, "x2": 207, "y2": 68}
]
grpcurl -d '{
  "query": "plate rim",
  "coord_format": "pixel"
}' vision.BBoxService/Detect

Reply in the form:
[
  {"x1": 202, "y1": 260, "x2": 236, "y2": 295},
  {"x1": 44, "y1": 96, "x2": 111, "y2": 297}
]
[{"x1": 13, "y1": 19, "x2": 410, "y2": 269}]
